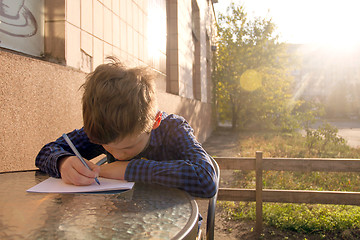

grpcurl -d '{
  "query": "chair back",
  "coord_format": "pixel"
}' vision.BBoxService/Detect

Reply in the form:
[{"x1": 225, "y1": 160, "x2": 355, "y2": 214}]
[{"x1": 206, "y1": 157, "x2": 220, "y2": 240}]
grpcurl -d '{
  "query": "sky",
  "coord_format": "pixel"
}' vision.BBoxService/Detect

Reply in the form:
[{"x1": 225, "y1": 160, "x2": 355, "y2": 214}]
[{"x1": 214, "y1": 0, "x2": 360, "y2": 49}]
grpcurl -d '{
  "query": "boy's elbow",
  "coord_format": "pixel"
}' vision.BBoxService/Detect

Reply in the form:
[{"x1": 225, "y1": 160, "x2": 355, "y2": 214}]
[
  {"x1": 181, "y1": 160, "x2": 219, "y2": 198},
  {"x1": 192, "y1": 173, "x2": 218, "y2": 198},
  {"x1": 201, "y1": 181, "x2": 218, "y2": 198},
  {"x1": 203, "y1": 164, "x2": 219, "y2": 198}
]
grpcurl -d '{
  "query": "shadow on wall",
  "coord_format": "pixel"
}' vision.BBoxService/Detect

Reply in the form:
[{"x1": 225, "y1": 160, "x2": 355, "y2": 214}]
[
  {"x1": 178, "y1": 98, "x2": 213, "y2": 141},
  {"x1": 158, "y1": 90, "x2": 214, "y2": 143}
]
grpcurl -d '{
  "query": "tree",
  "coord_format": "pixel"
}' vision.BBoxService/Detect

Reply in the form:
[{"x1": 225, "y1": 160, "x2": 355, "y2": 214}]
[{"x1": 213, "y1": 3, "x2": 301, "y2": 130}]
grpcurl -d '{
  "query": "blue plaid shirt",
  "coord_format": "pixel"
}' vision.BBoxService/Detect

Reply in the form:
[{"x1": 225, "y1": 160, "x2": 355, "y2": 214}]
[{"x1": 35, "y1": 112, "x2": 217, "y2": 198}]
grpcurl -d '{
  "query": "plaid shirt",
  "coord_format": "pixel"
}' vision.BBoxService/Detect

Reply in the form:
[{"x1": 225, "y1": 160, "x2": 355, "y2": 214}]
[{"x1": 35, "y1": 112, "x2": 217, "y2": 198}]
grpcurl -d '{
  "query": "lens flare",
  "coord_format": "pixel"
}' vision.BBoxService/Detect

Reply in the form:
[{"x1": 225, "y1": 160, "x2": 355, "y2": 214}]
[{"x1": 240, "y1": 69, "x2": 262, "y2": 91}]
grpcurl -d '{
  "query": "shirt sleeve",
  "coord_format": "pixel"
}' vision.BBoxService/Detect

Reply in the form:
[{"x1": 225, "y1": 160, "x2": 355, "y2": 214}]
[
  {"x1": 124, "y1": 117, "x2": 217, "y2": 198},
  {"x1": 35, "y1": 128, "x2": 104, "y2": 178}
]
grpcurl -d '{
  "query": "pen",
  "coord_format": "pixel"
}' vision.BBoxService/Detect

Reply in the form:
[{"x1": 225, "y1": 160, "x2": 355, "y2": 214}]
[{"x1": 62, "y1": 133, "x2": 101, "y2": 185}]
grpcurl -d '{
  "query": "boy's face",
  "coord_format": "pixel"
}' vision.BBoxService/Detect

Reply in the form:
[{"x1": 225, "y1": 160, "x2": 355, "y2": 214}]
[{"x1": 102, "y1": 132, "x2": 151, "y2": 161}]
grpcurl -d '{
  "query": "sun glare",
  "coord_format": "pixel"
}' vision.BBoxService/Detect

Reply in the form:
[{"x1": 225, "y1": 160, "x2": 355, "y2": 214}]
[
  {"x1": 308, "y1": 1, "x2": 360, "y2": 53},
  {"x1": 234, "y1": 0, "x2": 360, "y2": 53},
  {"x1": 147, "y1": 6, "x2": 166, "y2": 59}
]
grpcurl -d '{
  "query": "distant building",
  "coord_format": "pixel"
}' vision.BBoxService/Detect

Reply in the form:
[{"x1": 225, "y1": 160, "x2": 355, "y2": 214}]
[
  {"x1": 0, "y1": 0, "x2": 218, "y2": 172},
  {"x1": 290, "y1": 43, "x2": 360, "y2": 118}
]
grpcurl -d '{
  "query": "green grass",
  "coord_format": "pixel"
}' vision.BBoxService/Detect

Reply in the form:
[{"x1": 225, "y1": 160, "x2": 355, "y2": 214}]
[
  {"x1": 221, "y1": 201, "x2": 360, "y2": 234},
  {"x1": 220, "y1": 130, "x2": 360, "y2": 236}
]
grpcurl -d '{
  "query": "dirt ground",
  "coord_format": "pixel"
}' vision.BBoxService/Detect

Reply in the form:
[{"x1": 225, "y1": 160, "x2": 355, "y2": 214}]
[
  {"x1": 198, "y1": 127, "x2": 264, "y2": 240},
  {"x1": 198, "y1": 126, "x2": 360, "y2": 240}
]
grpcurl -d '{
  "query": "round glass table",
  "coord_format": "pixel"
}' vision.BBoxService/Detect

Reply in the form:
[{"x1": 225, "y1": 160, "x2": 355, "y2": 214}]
[{"x1": 0, "y1": 171, "x2": 198, "y2": 240}]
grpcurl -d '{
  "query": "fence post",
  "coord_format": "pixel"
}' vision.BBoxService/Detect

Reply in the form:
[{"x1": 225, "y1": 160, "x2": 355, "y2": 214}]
[{"x1": 255, "y1": 151, "x2": 263, "y2": 235}]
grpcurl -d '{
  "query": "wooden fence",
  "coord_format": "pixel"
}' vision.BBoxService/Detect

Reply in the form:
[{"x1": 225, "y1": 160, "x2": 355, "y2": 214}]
[{"x1": 214, "y1": 152, "x2": 360, "y2": 233}]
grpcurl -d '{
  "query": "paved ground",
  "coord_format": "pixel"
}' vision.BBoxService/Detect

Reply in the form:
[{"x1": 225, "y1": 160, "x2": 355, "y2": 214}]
[
  {"x1": 326, "y1": 119, "x2": 360, "y2": 148},
  {"x1": 197, "y1": 128, "x2": 240, "y2": 239}
]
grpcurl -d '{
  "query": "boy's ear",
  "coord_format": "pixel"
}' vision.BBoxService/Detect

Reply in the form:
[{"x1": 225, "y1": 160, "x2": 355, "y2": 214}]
[{"x1": 152, "y1": 112, "x2": 162, "y2": 129}]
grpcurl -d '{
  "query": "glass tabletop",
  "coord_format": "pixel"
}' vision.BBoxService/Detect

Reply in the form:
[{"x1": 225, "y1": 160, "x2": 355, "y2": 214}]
[{"x1": 0, "y1": 171, "x2": 198, "y2": 240}]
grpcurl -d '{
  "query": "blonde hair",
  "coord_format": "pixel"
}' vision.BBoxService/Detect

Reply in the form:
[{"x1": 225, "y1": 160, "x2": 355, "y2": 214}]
[{"x1": 82, "y1": 57, "x2": 158, "y2": 144}]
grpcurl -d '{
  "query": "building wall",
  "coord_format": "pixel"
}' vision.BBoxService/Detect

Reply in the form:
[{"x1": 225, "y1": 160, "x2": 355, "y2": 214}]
[
  {"x1": 0, "y1": 51, "x2": 85, "y2": 172},
  {"x1": 177, "y1": 0, "x2": 193, "y2": 99},
  {"x1": 0, "y1": 0, "x2": 217, "y2": 172},
  {"x1": 45, "y1": 0, "x2": 156, "y2": 71}
]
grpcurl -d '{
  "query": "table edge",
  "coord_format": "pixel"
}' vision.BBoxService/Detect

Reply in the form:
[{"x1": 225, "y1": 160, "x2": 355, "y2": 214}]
[{"x1": 172, "y1": 193, "x2": 199, "y2": 240}]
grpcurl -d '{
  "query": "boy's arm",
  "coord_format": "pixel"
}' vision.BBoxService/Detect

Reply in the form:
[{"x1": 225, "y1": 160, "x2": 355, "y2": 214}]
[
  {"x1": 98, "y1": 160, "x2": 129, "y2": 179},
  {"x1": 124, "y1": 119, "x2": 218, "y2": 198},
  {"x1": 35, "y1": 128, "x2": 104, "y2": 178}
]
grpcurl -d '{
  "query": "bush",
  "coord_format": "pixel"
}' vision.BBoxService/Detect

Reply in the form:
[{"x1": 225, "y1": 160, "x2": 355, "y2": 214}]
[{"x1": 305, "y1": 122, "x2": 350, "y2": 157}]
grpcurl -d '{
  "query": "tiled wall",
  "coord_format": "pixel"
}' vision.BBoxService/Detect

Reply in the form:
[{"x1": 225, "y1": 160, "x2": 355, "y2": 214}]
[
  {"x1": 45, "y1": 0, "x2": 215, "y2": 102},
  {"x1": 45, "y1": 0, "x2": 158, "y2": 71},
  {"x1": 167, "y1": 0, "x2": 215, "y2": 103},
  {"x1": 45, "y1": 0, "x2": 170, "y2": 90},
  {"x1": 166, "y1": 0, "x2": 179, "y2": 95}
]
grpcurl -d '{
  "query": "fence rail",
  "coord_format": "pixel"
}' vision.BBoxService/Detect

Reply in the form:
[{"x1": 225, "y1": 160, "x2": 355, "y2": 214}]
[{"x1": 214, "y1": 152, "x2": 360, "y2": 234}]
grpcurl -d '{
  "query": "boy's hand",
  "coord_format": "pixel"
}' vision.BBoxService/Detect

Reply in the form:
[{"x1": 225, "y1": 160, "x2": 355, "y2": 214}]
[{"x1": 58, "y1": 156, "x2": 100, "y2": 185}]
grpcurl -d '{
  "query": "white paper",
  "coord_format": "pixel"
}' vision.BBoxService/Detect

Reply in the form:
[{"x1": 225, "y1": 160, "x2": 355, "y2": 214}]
[{"x1": 27, "y1": 177, "x2": 134, "y2": 193}]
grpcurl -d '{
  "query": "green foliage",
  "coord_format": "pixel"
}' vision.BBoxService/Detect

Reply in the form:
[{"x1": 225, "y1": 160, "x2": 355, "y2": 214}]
[
  {"x1": 213, "y1": 3, "x2": 311, "y2": 131},
  {"x1": 291, "y1": 99, "x2": 325, "y2": 130},
  {"x1": 219, "y1": 128, "x2": 360, "y2": 236}
]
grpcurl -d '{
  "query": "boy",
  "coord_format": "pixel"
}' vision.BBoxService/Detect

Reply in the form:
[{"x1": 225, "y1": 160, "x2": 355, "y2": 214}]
[{"x1": 35, "y1": 58, "x2": 217, "y2": 198}]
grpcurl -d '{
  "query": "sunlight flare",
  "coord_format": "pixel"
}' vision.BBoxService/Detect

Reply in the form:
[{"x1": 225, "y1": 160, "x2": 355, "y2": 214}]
[{"x1": 240, "y1": 69, "x2": 262, "y2": 91}]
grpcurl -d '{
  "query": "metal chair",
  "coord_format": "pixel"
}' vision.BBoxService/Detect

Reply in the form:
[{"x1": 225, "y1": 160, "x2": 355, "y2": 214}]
[{"x1": 200, "y1": 156, "x2": 220, "y2": 240}]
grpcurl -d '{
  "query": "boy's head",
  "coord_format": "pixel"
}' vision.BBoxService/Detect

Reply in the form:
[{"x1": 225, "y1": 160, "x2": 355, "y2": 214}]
[{"x1": 82, "y1": 57, "x2": 158, "y2": 145}]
